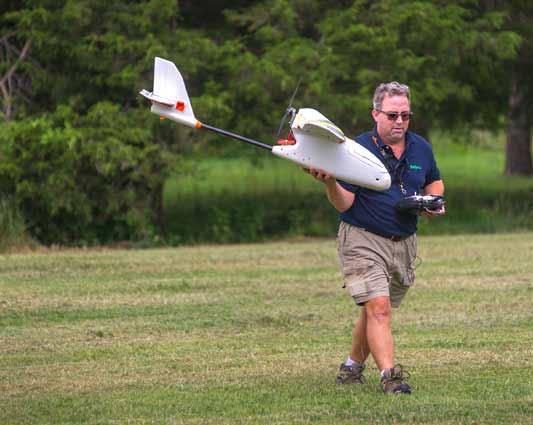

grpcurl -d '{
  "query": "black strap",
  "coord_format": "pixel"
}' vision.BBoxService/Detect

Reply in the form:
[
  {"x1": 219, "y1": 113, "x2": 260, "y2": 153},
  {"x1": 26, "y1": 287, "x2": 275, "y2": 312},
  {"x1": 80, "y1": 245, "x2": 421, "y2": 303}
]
[{"x1": 371, "y1": 131, "x2": 407, "y2": 195}]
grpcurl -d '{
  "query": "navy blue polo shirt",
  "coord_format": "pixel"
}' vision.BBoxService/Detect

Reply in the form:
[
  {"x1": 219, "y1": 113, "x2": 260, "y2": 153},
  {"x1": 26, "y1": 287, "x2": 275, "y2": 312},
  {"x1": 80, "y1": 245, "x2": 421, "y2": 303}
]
[{"x1": 338, "y1": 130, "x2": 441, "y2": 238}]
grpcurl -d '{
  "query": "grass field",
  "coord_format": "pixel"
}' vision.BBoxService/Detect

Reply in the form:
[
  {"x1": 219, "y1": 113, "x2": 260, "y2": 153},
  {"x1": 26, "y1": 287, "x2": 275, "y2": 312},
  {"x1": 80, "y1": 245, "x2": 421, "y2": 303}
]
[{"x1": 1, "y1": 233, "x2": 532, "y2": 424}]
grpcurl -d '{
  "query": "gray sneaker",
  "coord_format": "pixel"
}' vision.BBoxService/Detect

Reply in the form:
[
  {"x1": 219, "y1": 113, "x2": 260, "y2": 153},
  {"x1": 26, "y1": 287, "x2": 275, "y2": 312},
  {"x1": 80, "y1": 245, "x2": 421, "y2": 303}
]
[
  {"x1": 381, "y1": 364, "x2": 412, "y2": 394},
  {"x1": 336, "y1": 362, "x2": 366, "y2": 384}
]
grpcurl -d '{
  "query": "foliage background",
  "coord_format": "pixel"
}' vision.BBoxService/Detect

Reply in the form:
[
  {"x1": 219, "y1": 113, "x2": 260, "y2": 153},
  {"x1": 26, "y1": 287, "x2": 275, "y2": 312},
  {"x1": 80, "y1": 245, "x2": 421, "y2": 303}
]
[{"x1": 0, "y1": 0, "x2": 532, "y2": 246}]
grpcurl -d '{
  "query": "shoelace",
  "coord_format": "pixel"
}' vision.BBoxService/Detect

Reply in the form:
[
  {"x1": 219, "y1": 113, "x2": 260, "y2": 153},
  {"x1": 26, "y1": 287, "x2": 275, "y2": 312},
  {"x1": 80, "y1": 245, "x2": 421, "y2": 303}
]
[
  {"x1": 341, "y1": 364, "x2": 365, "y2": 376},
  {"x1": 346, "y1": 364, "x2": 366, "y2": 383},
  {"x1": 389, "y1": 364, "x2": 410, "y2": 382}
]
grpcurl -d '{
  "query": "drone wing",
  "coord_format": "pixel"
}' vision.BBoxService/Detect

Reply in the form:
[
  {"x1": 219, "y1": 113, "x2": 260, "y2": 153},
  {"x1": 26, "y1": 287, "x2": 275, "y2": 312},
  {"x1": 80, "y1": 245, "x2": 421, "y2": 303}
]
[{"x1": 293, "y1": 108, "x2": 345, "y2": 144}]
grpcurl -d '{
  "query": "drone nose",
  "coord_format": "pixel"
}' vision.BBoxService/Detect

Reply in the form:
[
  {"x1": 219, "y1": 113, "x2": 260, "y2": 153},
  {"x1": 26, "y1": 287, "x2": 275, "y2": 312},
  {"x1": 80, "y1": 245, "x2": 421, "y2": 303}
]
[{"x1": 376, "y1": 171, "x2": 391, "y2": 190}]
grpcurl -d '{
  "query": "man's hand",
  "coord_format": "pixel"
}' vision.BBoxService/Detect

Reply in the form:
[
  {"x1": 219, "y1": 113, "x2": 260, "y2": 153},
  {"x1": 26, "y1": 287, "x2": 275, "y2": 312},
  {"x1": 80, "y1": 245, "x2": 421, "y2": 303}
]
[
  {"x1": 422, "y1": 180, "x2": 445, "y2": 218},
  {"x1": 303, "y1": 167, "x2": 335, "y2": 184},
  {"x1": 277, "y1": 138, "x2": 354, "y2": 211},
  {"x1": 276, "y1": 139, "x2": 334, "y2": 184},
  {"x1": 421, "y1": 206, "x2": 446, "y2": 217}
]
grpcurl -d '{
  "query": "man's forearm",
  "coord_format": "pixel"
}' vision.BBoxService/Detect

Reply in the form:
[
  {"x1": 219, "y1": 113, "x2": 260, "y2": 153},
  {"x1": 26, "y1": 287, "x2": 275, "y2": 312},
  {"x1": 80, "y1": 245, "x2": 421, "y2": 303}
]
[
  {"x1": 325, "y1": 180, "x2": 355, "y2": 212},
  {"x1": 424, "y1": 180, "x2": 445, "y2": 196}
]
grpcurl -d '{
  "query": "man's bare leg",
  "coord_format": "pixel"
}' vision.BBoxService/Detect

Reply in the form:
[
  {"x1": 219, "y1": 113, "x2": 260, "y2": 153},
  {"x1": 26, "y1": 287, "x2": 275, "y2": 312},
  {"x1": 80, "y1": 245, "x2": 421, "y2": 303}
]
[
  {"x1": 350, "y1": 308, "x2": 370, "y2": 364},
  {"x1": 337, "y1": 307, "x2": 368, "y2": 384},
  {"x1": 364, "y1": 296, "x2": 394, "y2": 371}
]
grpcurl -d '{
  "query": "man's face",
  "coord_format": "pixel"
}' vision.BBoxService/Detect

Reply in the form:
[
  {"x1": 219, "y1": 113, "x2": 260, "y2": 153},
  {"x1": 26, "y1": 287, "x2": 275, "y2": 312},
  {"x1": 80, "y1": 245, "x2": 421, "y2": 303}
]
[{"x1": 372, "y1": 95, "x2": 411, "y2": 144}]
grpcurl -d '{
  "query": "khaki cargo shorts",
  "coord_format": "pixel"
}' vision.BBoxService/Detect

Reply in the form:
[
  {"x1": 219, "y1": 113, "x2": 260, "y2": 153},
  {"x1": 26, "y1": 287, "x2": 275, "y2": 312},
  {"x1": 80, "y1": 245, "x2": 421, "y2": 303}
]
[{"x1": 337, "y1": 221, "x2": 417, "y2": 308}]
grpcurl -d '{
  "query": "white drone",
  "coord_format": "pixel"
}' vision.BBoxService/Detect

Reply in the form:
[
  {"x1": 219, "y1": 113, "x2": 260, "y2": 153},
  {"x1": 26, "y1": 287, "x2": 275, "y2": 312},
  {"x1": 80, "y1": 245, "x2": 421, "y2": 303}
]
[{"x1": 140, "y1": 57, "x2": 391, "y2": 190}]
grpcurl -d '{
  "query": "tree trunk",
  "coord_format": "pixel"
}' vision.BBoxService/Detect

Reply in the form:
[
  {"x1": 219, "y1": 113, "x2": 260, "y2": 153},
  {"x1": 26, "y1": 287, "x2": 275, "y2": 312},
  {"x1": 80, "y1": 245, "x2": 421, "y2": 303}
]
[
  {"x1": 505, "y1": 72, "x2": 532, "y2": 176},
  {"x1": 0, "y1": 36, "x2": 32, "y2": 121}
]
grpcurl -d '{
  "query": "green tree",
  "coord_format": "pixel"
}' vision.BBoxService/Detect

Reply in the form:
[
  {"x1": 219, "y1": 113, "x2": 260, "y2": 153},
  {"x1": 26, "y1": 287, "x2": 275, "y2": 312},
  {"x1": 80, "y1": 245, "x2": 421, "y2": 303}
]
[
  {"x1": 316, "y1": 0, "x2": 520, "y2": 137},
  {"x1": 0, "y1": 0, "x2": 194, "y2": 243},
  {"x1": 0, "y1": 103, "x2": 171, "y2": 244},
  {"x1": 499, "y1": 0, "x2": 533, "y2": 175}
]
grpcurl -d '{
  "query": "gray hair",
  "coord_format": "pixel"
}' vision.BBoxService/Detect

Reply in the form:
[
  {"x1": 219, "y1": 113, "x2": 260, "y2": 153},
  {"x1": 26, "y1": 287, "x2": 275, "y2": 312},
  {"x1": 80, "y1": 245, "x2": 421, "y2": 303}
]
[{"x1": 372, "y1": 82, "x2": 410, "y2": 110}]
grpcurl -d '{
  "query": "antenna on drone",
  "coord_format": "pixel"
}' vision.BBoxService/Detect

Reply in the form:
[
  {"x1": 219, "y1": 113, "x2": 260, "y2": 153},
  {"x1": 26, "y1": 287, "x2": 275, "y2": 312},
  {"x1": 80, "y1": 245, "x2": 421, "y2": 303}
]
[{"x1": 276, "y1": 77, "x2": 302, "y2": 139}]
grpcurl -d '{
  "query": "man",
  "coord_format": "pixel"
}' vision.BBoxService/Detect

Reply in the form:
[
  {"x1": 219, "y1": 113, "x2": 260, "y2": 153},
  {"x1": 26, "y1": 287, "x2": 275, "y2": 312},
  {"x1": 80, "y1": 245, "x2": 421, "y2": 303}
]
[{"x1": 279, "y1": 82, "x2": 445, "y2": 394}]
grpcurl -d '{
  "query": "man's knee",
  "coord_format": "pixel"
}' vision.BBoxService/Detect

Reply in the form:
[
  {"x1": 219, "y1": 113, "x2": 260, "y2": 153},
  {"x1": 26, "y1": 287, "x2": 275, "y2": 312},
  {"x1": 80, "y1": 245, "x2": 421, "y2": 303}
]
[{"x1": 364, "y1": 296, "x2": 392, "y2": 323}]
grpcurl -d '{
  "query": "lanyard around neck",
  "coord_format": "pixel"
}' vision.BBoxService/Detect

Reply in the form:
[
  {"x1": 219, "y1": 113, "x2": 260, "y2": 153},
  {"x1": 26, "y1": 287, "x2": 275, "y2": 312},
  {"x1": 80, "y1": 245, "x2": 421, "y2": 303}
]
[{"x1": 371, "y1": 134, "x2": 407, "y2": 196}]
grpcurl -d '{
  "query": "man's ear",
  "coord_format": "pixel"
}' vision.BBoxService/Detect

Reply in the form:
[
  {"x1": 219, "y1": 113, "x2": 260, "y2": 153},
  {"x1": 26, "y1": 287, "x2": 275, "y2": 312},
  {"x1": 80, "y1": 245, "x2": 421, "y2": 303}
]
[{"x1": 371, "y1": 109, "x2": 379, "y2": 122}]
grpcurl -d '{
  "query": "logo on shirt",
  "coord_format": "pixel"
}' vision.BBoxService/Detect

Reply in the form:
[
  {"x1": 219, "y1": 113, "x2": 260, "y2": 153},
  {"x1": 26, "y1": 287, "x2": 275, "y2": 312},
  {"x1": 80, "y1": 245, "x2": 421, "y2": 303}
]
[{"x1": 409, "y1": 164, "x2": 422, "y2": 171}]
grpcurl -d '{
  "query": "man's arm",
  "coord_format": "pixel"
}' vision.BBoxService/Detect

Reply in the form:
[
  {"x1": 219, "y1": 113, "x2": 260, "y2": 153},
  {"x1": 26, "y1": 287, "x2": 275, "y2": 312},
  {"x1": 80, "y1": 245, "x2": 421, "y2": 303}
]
[
  {"x1": 423, "y1": 179, "x2": 444, "y2": 196},
  {"x1": 304, "y1": 168, "x2": 355, "y2": 213}
]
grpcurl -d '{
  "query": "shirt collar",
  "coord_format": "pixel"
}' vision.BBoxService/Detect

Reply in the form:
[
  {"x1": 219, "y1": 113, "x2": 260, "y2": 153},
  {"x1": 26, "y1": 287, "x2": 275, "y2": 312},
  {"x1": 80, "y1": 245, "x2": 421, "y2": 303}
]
[{"x1": 372, "y1": 127, "x2": 414, "y2": 153}]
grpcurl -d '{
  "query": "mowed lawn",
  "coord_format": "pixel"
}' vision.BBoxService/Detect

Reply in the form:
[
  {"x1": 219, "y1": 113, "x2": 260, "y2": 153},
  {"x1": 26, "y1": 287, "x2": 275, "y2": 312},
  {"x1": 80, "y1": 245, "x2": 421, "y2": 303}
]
[{"x1": 1, "y1": 233, "x2": 532, "y2": 424}]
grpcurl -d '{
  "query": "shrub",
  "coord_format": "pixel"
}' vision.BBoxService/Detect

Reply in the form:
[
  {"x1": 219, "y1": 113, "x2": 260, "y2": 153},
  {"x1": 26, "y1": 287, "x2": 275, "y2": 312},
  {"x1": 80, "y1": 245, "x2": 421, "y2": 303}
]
[
  {"x1": 0, "y1": 197, "x2": 32, "y2": 251},
  {"x1": 0, "y1": 103, "x2": 175, "y2": 245}
]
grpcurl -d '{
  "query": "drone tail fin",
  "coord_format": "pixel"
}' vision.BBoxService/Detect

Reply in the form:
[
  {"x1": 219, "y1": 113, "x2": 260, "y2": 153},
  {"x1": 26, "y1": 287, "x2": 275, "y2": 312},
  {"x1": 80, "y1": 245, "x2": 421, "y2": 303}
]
[{"x1": 140, "y1": 57, "x2": 199, "y2": 128}]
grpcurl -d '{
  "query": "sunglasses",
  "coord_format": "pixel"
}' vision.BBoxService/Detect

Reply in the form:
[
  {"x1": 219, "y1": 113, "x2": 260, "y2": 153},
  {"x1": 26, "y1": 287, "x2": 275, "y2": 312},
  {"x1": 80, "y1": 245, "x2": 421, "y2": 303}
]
[{"x1": 378, "y1": 110, "x2": 413, "y2": 121}]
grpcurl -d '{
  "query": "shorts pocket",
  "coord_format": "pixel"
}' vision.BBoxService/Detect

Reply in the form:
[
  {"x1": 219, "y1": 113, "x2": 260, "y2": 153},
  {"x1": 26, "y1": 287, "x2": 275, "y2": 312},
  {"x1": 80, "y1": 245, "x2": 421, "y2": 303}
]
[{"x1": 342, "y1": 259, "x2": 374, "y2": 289}]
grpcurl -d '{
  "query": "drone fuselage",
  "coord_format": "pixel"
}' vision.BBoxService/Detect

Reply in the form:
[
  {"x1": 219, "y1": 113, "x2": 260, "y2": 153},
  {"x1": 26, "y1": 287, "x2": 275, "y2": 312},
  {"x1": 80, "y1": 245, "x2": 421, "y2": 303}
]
[{"x1": 272, "y1": 109, "x2": 391, "y2": 190}]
